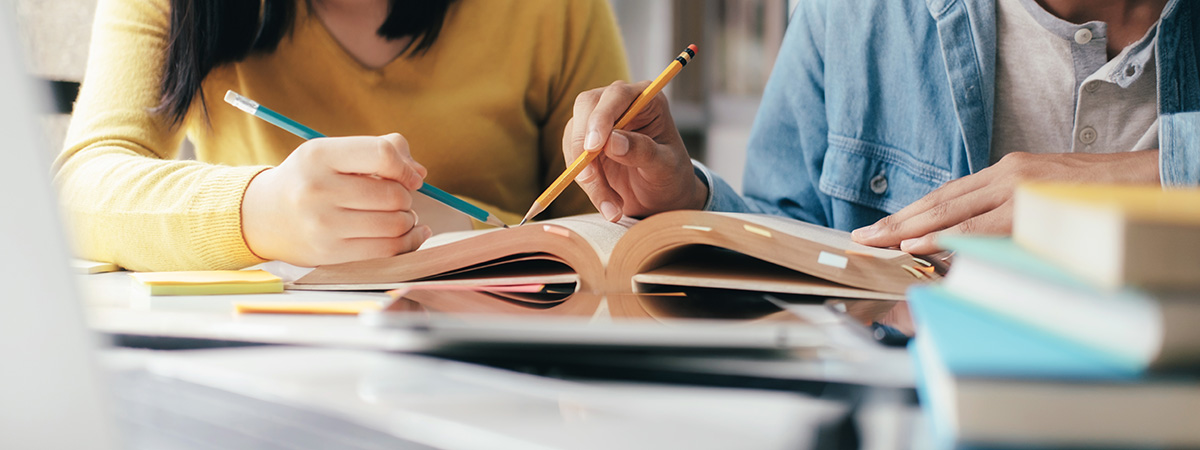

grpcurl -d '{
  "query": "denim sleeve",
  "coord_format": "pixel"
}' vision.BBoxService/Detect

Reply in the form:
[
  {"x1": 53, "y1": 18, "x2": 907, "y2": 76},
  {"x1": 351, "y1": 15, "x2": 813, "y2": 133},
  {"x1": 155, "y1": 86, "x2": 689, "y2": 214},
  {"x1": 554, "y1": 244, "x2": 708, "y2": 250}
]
[
  {"x1": 692, "y1": 160, "x2": 757, "y2": 213},
  {"x1": 1160, "y1": 112, "x2": 1200, "y2": 187},
  {"x1": 710, "y1": 0, "x2": 834, "y2": 226}
]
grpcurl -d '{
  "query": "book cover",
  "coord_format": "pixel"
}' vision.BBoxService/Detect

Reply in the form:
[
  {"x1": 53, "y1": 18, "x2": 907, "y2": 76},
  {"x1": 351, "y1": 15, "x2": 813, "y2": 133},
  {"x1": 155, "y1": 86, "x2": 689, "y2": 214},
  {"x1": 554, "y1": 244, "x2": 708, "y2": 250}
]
[
  {"x1": 1013, "y1": 182, "x2": 1200, "y2": 290},
  {"x1": 938, "y1": 236, "x2": 1200, "y2": 371},
  {"x1": 907, "y1": 285, "x2": 1142, "y2": 380},
  {"x1": 910, "y1": 286, "x2": 1200, "y2": 449}
]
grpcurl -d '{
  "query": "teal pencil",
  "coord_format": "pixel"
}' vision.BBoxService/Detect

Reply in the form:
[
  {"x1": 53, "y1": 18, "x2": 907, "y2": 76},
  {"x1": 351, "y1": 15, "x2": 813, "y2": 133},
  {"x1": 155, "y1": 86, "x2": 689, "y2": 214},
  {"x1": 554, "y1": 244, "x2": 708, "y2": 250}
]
[{"x1": 224, "y1": 90, "x2": 508, "y2": 228}]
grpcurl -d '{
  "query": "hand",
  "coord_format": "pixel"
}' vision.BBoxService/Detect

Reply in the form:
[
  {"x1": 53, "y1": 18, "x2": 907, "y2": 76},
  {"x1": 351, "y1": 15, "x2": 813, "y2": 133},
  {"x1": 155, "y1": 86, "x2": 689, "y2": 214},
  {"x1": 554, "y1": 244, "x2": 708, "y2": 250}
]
[
  {"x1": 565, "y1": 80, "x2": 709, "y2": 222},
  {"x1": 851, "y1": 150, "x2": 1161, "y2": 254},
  {"x1": 241, "y1": 133, "x2": 432, "y2": 267}
]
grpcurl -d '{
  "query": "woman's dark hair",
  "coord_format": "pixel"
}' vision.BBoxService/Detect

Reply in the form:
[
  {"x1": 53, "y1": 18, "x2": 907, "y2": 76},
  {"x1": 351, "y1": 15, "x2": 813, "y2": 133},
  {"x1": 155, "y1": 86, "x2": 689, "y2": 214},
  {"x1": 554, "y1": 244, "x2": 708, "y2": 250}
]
[{"x1": 158, "y1": 0, "x2": 453, "y2": 127}]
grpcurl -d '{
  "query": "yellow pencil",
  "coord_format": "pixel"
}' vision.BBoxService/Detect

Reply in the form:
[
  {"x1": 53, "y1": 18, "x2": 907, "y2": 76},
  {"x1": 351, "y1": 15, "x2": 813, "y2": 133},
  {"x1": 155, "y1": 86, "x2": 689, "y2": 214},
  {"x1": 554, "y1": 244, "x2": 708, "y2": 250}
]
[{"x1": 519, "y1": 44, "x2": 698, "y2": 226}]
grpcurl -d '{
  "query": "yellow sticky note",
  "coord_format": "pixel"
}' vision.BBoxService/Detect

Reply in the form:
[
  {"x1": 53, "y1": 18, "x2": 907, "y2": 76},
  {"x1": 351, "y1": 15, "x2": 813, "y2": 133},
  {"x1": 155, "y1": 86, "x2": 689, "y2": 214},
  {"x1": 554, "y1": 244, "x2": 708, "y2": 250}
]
[
  {"x1": 130, "y1": 270, "x2": 283, "y2": 296},
  {"x1": 72, "y1": 258, "x2": 120, "y2": 274},
  {"x1": 234, "y1": 301, "x2": 382, "y2": 315}
]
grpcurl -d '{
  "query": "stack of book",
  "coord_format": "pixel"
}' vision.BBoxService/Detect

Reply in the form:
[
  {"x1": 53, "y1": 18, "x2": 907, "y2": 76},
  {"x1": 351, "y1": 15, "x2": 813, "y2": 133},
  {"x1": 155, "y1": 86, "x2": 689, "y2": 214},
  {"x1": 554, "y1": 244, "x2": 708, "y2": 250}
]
[{"x1": 908, "y1": 183, "x2": 1200, "y2": 449}]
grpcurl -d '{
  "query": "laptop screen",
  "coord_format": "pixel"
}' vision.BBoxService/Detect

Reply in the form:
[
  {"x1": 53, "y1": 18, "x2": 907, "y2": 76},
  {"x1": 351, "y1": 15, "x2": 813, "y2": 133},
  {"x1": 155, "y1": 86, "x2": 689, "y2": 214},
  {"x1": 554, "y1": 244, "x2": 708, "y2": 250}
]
[{"x1": 0, "y1": 5, "x2": 115, "y2": 449}]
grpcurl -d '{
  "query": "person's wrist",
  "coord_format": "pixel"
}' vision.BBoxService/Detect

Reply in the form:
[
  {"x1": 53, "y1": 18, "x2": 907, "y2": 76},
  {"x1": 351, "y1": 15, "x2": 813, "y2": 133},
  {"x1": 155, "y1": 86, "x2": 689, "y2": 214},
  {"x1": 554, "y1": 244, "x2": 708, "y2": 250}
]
[
  {"x1": 688, "y1": 171, "x2": 709, "y2": 210},
  {"x1": 240, "y1": 168, "x2": 278, "y2": 261}
]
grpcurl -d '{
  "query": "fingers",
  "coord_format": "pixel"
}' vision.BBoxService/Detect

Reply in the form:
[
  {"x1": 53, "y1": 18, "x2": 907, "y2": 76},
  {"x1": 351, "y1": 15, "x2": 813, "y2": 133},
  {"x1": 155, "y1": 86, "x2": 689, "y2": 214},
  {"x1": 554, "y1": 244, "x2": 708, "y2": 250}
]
[
  {"x1": 571, "y1": 90, "x2": 602, "y2": 156},
  {"x1": 851, "y1": 172, "x2": 992, "y2": 246},
  {"x1": 602, "y1": 130, "x2": 686, "y2": 184},
  {"x1": 327, "y1": 174, "x2": 414, "y2": 212},
  {"x1": 899, "y1": 201, "x2": 1014, "y2": 254},
  {"x1": 380, "y1": 132, "x2": 427, "y2": 179},
  {"x1": 327, "y1": 210, "x2": 420, "y2": 239},
  {"x1": 563, "y1": 117, "x2": 593, "y2": 180},
  {"x1": 583, "y1": 81, "x2": 649, "y2": 152},
  {"x1": 563, "y1": 116, "x2": 624, "y2": 221},
  {"x1": 575, "y1": 160, "x2": 625, "y2": 222},
  {"x1": 334, "y1": 226, "x2": 432, "y2": 263},
  {"x1": 309, "y1": 134, "x2": 425, "y2": 190},
  {"x1": 853, "y1": 185, "x2": 1002, "y2": 247}
]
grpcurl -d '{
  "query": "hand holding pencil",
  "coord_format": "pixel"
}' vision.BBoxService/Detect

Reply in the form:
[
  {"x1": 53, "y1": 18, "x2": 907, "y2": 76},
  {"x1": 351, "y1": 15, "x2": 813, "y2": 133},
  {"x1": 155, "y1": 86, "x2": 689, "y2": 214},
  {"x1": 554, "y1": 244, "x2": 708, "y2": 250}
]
[
  {"x1": 240, "y1": 133, "x2": 433, "y2": 268},
  {"x1": 527, "y1": 45, "x2": 702, "y2": 224}
]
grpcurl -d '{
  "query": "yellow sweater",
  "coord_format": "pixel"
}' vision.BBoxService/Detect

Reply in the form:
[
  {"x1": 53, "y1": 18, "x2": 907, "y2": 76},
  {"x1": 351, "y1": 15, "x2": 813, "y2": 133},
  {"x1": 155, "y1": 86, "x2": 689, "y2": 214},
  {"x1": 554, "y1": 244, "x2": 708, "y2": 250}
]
[{"x1": 56, "y1": 0, "x2": 629, "y2": 271}]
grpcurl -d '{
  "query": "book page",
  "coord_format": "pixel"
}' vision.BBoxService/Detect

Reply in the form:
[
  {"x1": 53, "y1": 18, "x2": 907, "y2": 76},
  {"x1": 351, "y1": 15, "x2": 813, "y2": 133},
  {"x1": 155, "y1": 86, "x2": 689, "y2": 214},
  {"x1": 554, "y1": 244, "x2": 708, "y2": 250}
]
[
  {"x1": 534, "y1": 214, "x2": 636, "y2": 266},
  {"x1": 724, "y1": 213, "x2": 907, "y2": 259},
  {"x1": 420, "y1": 227, "x2": 503, "y2": 250},
  {"x1": 419, "y1": 214, "x2": 632, "y2": 260}
]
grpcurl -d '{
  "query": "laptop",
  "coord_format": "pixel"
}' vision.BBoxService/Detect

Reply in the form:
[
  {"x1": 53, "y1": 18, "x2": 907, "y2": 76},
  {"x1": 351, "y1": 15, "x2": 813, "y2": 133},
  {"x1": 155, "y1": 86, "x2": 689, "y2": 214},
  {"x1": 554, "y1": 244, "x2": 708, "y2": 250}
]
[{"x1": 0, "y1": 5, "x2": 115, "y2": 449}]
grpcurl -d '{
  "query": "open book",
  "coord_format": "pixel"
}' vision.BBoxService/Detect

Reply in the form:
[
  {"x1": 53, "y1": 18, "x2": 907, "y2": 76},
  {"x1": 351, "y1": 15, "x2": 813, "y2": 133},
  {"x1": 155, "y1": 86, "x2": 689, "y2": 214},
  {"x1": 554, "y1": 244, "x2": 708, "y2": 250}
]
[{"x1": 293, "y1": 211, "x2": 938, "y2": 301}]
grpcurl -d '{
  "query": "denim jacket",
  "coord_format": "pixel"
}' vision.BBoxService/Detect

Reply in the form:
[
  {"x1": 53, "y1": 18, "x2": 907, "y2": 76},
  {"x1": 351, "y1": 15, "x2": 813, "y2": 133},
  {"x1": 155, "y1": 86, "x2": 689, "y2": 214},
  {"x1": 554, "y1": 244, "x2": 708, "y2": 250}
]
[{"x1": 700, "y1": 0, "x2": 1200, "y2": 231}]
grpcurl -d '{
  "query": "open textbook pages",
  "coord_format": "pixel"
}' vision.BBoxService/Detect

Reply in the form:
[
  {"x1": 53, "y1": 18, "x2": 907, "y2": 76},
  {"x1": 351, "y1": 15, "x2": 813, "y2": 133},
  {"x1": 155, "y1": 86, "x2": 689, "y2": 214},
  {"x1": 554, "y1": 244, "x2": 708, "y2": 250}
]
[
  {"x1": 293, "y1": 215, "x2": 632, "y2": 291},
  {"x1": 291, "y1": 211, "x2": 937, "y2": 300}
]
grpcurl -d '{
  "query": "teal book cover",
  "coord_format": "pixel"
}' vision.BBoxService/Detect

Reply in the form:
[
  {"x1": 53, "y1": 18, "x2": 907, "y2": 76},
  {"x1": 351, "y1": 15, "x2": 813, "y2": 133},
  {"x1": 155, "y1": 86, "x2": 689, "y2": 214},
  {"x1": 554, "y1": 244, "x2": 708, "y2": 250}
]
[
  {"x1": 935, "y1": 236, "x2": 1093, "y2": 290},
  {"x1": 907, "y1": 285, "x2": 1143, "y2": 380}
]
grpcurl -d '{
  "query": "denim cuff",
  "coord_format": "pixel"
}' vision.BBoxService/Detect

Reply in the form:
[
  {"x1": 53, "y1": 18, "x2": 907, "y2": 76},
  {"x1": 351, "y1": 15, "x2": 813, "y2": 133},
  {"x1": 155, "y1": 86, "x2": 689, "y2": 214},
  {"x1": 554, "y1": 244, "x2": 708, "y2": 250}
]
[
  {"x1": 1160, "y1": 112, "x2": 1200, "y2": 187},
  {"x1": 691, "y1": 159, "x2": 750, "y2": 213},
  {"x1": 691, "y1": 159, "x2": 716, "y2": 211}
]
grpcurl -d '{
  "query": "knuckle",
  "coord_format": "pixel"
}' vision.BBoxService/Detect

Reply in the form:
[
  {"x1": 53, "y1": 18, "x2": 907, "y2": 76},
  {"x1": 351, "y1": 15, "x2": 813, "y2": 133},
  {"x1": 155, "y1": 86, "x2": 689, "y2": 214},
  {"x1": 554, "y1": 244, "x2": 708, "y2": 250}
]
[
  {"x1": 577, "y1": 165, "x2": 597, "y2": 182},
  {"x1": 928, "y1": 202, "x2": 952, "y2": 222},
  {"x1": 375, "y1": 139, "x2": 398, "y2": 165},
  {"x1": 576, "y1": 90, "x2": 601, "y2": 107},
  {"x1": 385, "y1": 232, "x2": 424, "y2": 256},
  {"x1": 295, "y1": 178, "x2": 323, "y2": 201},
  {"x1": 569, "y1": 133, "x2": 588, "y2": 152},
  {"x1": 390, "y1": 213, "x2": 416, "y2": 237},
  {"x1": 388, "y1": 133, "x2": 411, "y2": 155},
  {"x1": 873, "y1": 215, "x2": 894, "y2": 229},
  {"x1": 882, "y1": 220, "x2": 904, "y2": 235},
  {"x1": 312, "y1": 210, "x2": 337, "y2": 232},
  {"x1": 652, "y1": 91, "x2": 670, "y2": 106},
  {"x1": 956, "y1": 219, "x2": 978, "y2": 235},
  {"x1": 295, "y1": 140, "x2": 320, "y2": 157},
  {"x1": 390, "y1": 187, "x2": 413, "y2": 210},
  {"x1": 997, "y1": 151, "x2": 1030, "y2": 169}
]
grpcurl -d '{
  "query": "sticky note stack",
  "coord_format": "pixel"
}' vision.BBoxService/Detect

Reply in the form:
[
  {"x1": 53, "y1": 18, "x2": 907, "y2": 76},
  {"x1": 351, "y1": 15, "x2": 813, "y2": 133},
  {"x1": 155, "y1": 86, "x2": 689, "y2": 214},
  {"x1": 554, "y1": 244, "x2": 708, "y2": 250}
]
[{"x1": 130, "y1": 270, "x2": 284, "y2": 296}]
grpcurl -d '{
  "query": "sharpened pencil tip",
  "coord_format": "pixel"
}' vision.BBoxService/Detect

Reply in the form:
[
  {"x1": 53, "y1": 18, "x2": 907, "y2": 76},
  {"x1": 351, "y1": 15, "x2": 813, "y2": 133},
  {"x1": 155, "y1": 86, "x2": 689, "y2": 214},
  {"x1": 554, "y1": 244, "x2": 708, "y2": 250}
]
[
  {"x1": 484, "y1": 215, "x2": 509, "y2": 229},
  {"x1": 519, "y1": 203, "x2": 545, "y2": 227}
]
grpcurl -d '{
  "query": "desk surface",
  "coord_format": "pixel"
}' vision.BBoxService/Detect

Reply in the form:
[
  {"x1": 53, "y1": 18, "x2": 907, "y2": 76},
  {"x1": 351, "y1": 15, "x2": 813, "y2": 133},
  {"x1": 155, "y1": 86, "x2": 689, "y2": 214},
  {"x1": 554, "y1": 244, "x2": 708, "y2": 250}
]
[
  {"x1": 109, "y1": 346, "x2": 913, "y2": 450},
  {"x1": 79, "y1": 272, "x2": 917, "y2": 388},
  {"x1": 81, "y1": 272, "x2": 926, "y2": 448}
]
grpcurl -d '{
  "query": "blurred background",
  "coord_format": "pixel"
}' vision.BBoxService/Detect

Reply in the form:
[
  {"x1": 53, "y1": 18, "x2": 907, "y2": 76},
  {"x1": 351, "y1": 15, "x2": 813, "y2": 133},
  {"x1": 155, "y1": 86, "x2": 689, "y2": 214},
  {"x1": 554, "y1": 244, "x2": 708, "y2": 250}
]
[{"x1": 17, "y1": 0, "x2": 795, "y2": 194}]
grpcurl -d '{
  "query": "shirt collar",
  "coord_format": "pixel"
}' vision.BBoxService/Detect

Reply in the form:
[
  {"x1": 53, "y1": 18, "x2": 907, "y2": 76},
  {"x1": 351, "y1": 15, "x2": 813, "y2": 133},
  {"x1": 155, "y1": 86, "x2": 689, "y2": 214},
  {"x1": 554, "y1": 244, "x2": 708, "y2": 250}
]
[{"x1": 1016, "y1": 0, "x2": 1174, "y2": 88}]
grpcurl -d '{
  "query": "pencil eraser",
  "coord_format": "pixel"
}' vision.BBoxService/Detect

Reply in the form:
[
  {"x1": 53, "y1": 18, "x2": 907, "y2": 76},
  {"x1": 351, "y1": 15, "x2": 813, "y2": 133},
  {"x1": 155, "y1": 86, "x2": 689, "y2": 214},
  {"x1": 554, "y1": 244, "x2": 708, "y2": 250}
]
[{"x1": 687, "y1": 44, "x2": 698, "y2": 54}]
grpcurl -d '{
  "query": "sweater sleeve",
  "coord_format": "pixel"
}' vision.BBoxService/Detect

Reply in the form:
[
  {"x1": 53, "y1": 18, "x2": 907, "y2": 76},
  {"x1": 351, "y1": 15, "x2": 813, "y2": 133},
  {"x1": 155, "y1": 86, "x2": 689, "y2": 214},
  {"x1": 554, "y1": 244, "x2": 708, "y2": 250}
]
[
  {"x1": 53, "y1": 0, "x2": 269, "y2": 272},
  {"x1": 539, "y1": 0, "x2": 631, "y2": 218}
]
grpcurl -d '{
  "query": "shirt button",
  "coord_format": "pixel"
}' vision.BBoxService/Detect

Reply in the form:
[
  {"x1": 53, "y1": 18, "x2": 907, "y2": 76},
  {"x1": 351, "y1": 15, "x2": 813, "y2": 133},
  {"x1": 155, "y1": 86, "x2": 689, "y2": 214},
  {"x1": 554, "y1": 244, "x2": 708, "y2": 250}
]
[
  {"x1": 1079, "y1": 126, "x2": 1098, "y2": 144},
  {"x1": 869, "y1": 173, "x2": 888, "y2": 194},
  {"x1": 1084, "y1": 81, "x2": 1101, "y2": 93},
  {"x1": 1074, "y1": 28, "x2": 1093, "y2": 45}
]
